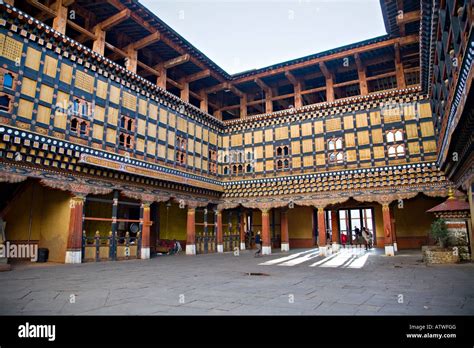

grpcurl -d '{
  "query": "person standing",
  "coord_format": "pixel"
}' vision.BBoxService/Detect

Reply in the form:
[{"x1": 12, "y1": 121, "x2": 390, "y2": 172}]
[{"x1": 254, "y1": 231, "x2": 262, "y2": 257}]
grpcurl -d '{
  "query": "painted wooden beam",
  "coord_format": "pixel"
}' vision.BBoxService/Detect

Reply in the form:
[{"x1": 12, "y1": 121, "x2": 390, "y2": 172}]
[
  {"x1": 163, "y1": 54, "x2": 190, "y2": 69},
  {"x1": 130, "y1": 32, "x2": 161, "y2": 50},
  {"x1": 97, "y1": 9, "x2": 131, "y2": 31},
  {"x1": 185, "y1": 69, "x2": 211, "y2": 83}
]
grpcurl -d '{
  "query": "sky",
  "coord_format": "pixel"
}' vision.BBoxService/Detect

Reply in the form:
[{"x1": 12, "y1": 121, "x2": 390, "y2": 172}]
[{"x1": 139, "y1": 0, "x2": 387, "y2": 75}]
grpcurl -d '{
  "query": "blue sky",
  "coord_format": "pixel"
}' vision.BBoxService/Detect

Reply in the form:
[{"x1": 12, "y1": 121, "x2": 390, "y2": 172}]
[{"x1": 140, "y1": 0, "x2": 387, "y2": 75}]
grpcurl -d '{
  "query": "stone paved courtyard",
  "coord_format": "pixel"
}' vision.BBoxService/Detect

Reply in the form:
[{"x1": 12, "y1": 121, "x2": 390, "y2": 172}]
[{"x1": 1, "y1": 248, "x2": 473, "y2": 315}]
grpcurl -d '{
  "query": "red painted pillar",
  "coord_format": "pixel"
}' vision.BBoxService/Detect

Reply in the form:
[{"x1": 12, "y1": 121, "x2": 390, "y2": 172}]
[
  {"x1": 216, "y1": 210, "x2": 223, "y2": 253},
  {"x1": 186, "y1": 207, "x2": 196, "y2": 255},
  {"x1": 382, "y1": 203, "x2": 394, "y2": 256},
  {"x1": 280, "y1": 209, "x2": 289, "y2": 251},
  {"x1": 317, "y1": 207, "x2": 327, "y2": 255},
  {"x1": 331, "y1": 210, "x2": 339, "y2": 243},
  {"x1": 240, "y1": 211, "x2": 246, "y2": 250},
  {"x1": 261, "y1": 208, "x2": 271, "y2": 255},
  {"x1": 141, "y1": 203, "x2": 151, "y2": 259},
  {"x1": 66, "y1": 195, "x2": 85, "y2": 263}
]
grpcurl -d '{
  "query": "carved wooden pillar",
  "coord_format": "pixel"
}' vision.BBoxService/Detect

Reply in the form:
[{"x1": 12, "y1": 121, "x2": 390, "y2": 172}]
[
  {"x1": 331, "y1": 210, "x2": 340, "y2": 251},
  {"x1": 317, "y1": 207, "x2": 328, "y2": 255},
  {"x1": 140, "y1": 203, "x2": 152, "y2": 259},
  {"x1": 186, "y1": 207, "x2": 196, "y2": 255},
  {"x1": 66, "y1": 195, "x2": 85, "y2": 263},
  {"x1": 261, "y1": 208, "x2": 271, "y2": 255},
  {"x1": 382, "y1": 203, "x2": 395, "y2": 256},
  {"x1": 240, "y1": 210, "x2": 246, "y2": 250},
  {"x1": 92, "y1": 27, "x2": 106, "y2": 56},
  {"x1": 216, "y1": 210, "x2": 223, "y2": 253},
  {"x1": 53, "y1": 0, "x2": 68, "y2": 35},
  {"x1": 280, "y1": 209, "x2": 289, "y2": 252}
]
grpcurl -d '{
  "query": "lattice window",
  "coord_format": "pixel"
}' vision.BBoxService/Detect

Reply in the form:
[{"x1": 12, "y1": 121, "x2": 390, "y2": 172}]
[
  {"x1": 0, "y1": 69, "x2": 17, "y2": 91},
  {"x1": 388, "y1": 144, "x2": 405, "y2": 158},
  {"x1": 208, "y1": 148, "x2": 218, "y2": 174},
  {"x1": 70, "y1": 117, "x2": 90, "y2": 137},
  {"x1": 175, "y1": 135, "x2": 187, "y2": 166},
  {"x1": 72, "y1": 98, "x2": 93, "y2": 118},
  {"x1": 119, "y1": 132, "x2": 133, "y2": 149},
  {"x1": 120, "y1": 115, "x2": 135, "y2": 132},
  {"x1": 274, "y1": 145, "x2": 290, "y2": 171}
]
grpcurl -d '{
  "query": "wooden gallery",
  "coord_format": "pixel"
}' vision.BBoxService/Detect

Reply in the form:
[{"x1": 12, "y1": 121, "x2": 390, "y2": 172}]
[{"x1": 0, "y1": 0, "x2": 472, "y2": 263}]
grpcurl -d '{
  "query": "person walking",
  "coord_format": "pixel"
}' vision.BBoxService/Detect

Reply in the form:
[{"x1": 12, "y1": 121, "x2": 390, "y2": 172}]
[
  {"x1": 254, "y1": 231, "x2": 262, "y2": 257},
  {"x1": 362, "y1": 227, "x2": 370, "y2": 251}
]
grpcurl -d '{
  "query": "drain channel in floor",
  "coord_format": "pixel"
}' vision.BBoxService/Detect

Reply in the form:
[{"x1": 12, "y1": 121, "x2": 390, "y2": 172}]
[{"x1": 246, "y1": 272, "x2": 270, "y2": 276}]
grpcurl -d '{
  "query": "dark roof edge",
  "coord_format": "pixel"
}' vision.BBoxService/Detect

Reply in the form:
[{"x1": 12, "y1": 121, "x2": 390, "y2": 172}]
[{"x1": 379, "y1": 0, "x2": 392, "y2": 35}]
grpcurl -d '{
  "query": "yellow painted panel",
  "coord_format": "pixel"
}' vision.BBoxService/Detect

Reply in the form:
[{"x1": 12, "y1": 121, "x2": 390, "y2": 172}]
[
  {"x1": 147, "y1": 122, "x2": 157, "y2": 138},
  {"x1": 265, "y1": 160, "x2": 274, "y2": 171},
  {"x1": 370, "y1": 111, "x2": 381, "y2": 125},
  {"x1": 203, "y1": 128, "x2": 209, "y2": 142},
  {"x1": 159, "y1": 107, "x2": 167, "y2": 123},
  {"x1": 345, "y1": 133, "x2": 355, "y2": 147},
  {"x1": 265, "y1": 144, "x2": 273, "y2": 157},
  {"x1": 373, "y1": 146, "x2": 385, "y2": 158},
  {"x1": 108, "y1": 107, "x2": 118, "y2": 125},
  {"x1": 292, "y1": 141, "x2": 301, "y2": 155},
  {"x1": 302, "y1": 139, "x2": 313, "y2": 153},
  {"x1": 383, "y1": 108, "x2": 401, "y2": 123},
  {"x1": 356, "y1": 113, "x2": 368, "y2": 128},
  {"x1": 149, "y1": 103, "x2": 158, "y2": 120},
  {"x1": 301, "y1": 123, "x2": 312, "y2": 136},
  {"x1": 222, "y1": 135, "x2": 229, "y2": 148},
  {"x1": 403, "y1": 103, "x2": 416, "y2": 120},
  {"x1": 195, "y1": 141, "x2": 201, "y2": 155},
  {"x1": 17, "y1": 99, "x2": 34, "y2": 119},
  {"x1": 231, "y1": 134, "x2": 243, "y2": 146},
  {"x1": 25, "y1": 47, "x2": 41, "y2": 71},
  {"x1": 406, "y1": 123, "x2": 418, "y2": 139},
  {"x1": 122, "y1": 92, "x2": 136, "y2": 111},
  {"x1": 56, "y1": 91, "x2": 69, "y2": 108},
  {"x1": 177, "y1": 117, "x2": 186, "y2": 132},
  {"x1": 137, "y1": 118, "x2": 146, "y2": 136},
  {"x1": 168, "y1": 131, "x2": 175, "y2": 147},
  {"x1": 0, "y1": 34, "x2": 5, "y2": 56},
  {"x1": 254, "y1": 130, "x2": 263, "y2": 143},
  {"x1": 21, "y1": 78, "x2": 36, "y2": 98},
  {"x1": 158, "y1": 127, "x2": 166, "y2": 141},
  {"x1": 344, "y1": 115, "x2": 354, "y2": 129},
  {"x1": 54, "y1": 112, "x2": 67, "y2": 129},
  {"x1": 106, "y1": 128, "x2": 116, "y2": 143},
  {"x1": 209, "y1": 132, "x2": 217, "y2": 145},
  {"x1": 359, "y1": 148, "x2": 371, "y2": 160},
  {"x1": 423, "y1": 140, "x2": 437, "y2": 153},
  {"x1": 255, "y1": 161, "x2": 263, "y2": 172},
  {"x1": 276, "y1": 126, "x2": 288, "y2": 139},
  {"x1": 194, "y1": 156, "x2": 201, "y2": 169},
  {"x1": 2, "y1": 37, "x2": 23, "y2": 62},
  {"x1": 96, "y1": 80, "x2": 108, "y2": 99},
  {"x1": 418, "y1": 102, "x2": 432, "y2": 118},
  {"x1": 147, "y1": 141, "x2": 156, "y2": 156},
  {"x1": 254, "y1": 146, "x2": 263, "y2": 159},
  {"x1": 314, "y1": 121, "x2": 323, "y2": 133},
  {"x1": 326, "y1": 118, "x2": 341, "y2": 131},
  {"x1": 93, "y1": 124, "x2": 103, "y2": 141},
  {"x1": 158, "y1": 144, "x2": 166, "y2": 158},
  {"x1": 59, "y1": 63, "x2": 72, "y2": 84},
  {"x1": 109, "y1": 85, "x2": 120, "y2": 104},
  {"x1": 36, "y1": 105, "x2": 51, "y2": 125},
  {"x1": 420, "y1": 121, "x2": 434, "y2": 137},
  {"x1": 408, "y1": 142, "x2": 420, "y2": 154},
  {"x1": 75, "y1": 70, "x2": 93, "y2": 93},
  {"x1": 188, "y1": 139, "x2": 194, "y2": 153},
  {"x1": 358, "y1": 130, "x2": 370, "y2": 145},
  {"x1": 94, "y1": 105, "x2": 105, "y2": 122},
  {"x1": 244, "y1": 132, "x2": 252, "y2": 144},
  {"x1": 313, "y1": 137, "x2": 323, "y2": 152},
  {"x1": 187, "y1": 154, "x2": 194, "y2": 167},
  {"x1": 303, "y1": 155, "x2": 313, "y2": 167},
  {"x1": 139, "y1": 98, "x2": 147, "y2": 115},
  {"x1": 316, "y1": 154, "x2": 325, "y2": 165},
  {"x1": 136, "y1": 138, "x2": 144, "y2": 152},
  {"x1": 168, "y1": 113, "x2": 176, "y2": 128},
  {"x1": 346, "y1": 149, "x2": 356, "y2": 161},
  {"x1": 372, "y1": 128, "x2": 383, "y2": 144},
  {"x1": 265, "y1": 128, "x2": 273, "y2": 142},
  {"x1": 39, "y1": 84, "x2": 54, "y2": 104},
  {"x1": 292, "y1": 157, "x2": 301, "y2": 168},
  {"x1": 290, "y1": 125, "x2": 299, "y2": 138}
]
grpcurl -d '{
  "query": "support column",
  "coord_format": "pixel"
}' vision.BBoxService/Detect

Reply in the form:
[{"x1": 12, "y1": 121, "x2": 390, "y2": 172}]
[
  {"x1": 391, "y1": 216, "x2": 398, "y2": 252},
  {"x1": 331, "y1": 210, "x2": 340, "y2": 252},
  {"x1": 382, "y1": 203, "x2": 395, "y2": 256},
  {"x1": 213, "y1": 110, "x2": 222, "y2": 120},
  {"x1": 157, "y1": 64, "x2": 167, "y2": 89},
  {"x1": 125, "y1": 47, "x2": 138, "y2": 73},
  {"x1": 181, "y1": 81, "x2": 190, "y2": 103},
  {"x1": 240, "y1": 95, "x2": 247, "y2": 118},
  {"x1": 216, "y1": 210, "x2": 223, "y2": 253},
  {"x1": 200, "y1": 91, "x2": 208, "y2": 113},
  {"x1": 317, "y1": 207, "x2": 328, "y2": 256},
  {"x1": 294, "y1": 82, "x2": 303, "y2": 109},
  {"x1": 66, "y1": 195, "x2": 85, "y2": 263},
  {"x1": 280, "y1": 209, "x2": 289, "y2": 252},
  {"x1": 186, "y1": 207, "x2": 196, "y2": 255},
  {"x1": 92, "y1": 27, "x2": 106, "y2": 56},
  {"x1": 240, "y1": 211, "x2": 246, "y2": 250},
  {"x1": 140, "y1": 203, "x2": 151, "y2": 259},
  {"x1": 52, "y1": 1, "x2": 68, "y2": 35},
  {"x1": 394, "y1": 43, "x2": 406, "y2": 89},
  {"x1": 261, "y1": 208, "x2": 271, "y2": 255}
]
